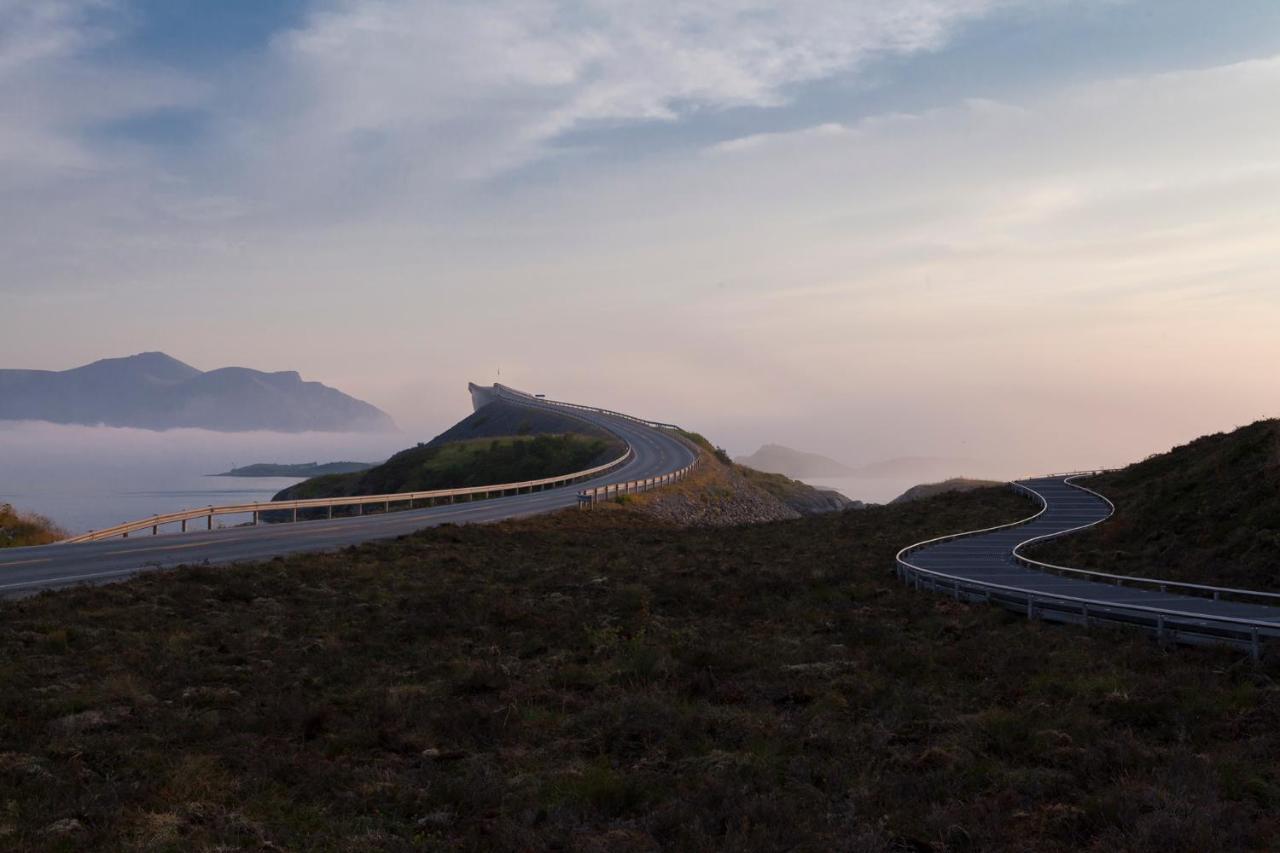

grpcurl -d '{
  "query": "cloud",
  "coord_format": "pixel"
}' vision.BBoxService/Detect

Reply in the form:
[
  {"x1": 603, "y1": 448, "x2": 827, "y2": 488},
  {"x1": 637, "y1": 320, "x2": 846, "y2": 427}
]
[{"x1": 243, "y1": 0, "x2": 1013, "y2": 182}]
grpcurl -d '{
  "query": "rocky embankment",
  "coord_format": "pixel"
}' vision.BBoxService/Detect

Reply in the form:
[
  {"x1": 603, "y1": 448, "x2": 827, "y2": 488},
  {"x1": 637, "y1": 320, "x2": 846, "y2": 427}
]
[{"x1": 629, "y1": 446, "x2": 861, "y2": 527}]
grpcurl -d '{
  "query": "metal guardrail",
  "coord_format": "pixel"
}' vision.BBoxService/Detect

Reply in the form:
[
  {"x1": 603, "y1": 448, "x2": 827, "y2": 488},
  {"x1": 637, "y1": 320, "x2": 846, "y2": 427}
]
[
  {"x1": 1013, "y1": 477, "x2": 1280, "y2": 606},
  {"x1": 492, "y1": 384, "x2": 684, "y2": 432},
  {"x1": 61, "y1": 383, "x2": 697, "y2": 544},
  {"x1": 895, "y1": 475, "x2": 1280, "y2": 659},
  {"x1": 61, "y1": 447, "x2": 634, "y2": 543},
  {"x1": 577, "y1": 455, "x2": 700, "y2": 508}
]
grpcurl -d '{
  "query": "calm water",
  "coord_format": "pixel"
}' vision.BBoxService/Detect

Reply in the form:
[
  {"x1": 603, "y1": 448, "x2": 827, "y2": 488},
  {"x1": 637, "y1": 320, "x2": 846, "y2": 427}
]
[
  {"x1": 803, "y1": 469, "x2": 1020, "y2": 506},
  {"x1": 0, "y1": 422, "x2": 406, "y2": 534}
]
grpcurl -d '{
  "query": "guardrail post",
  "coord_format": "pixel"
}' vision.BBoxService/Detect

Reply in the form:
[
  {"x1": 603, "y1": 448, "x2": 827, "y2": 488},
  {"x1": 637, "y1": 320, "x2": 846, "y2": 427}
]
[
  {"x1": 327, "y1": 506, "x2": 332, "y2": 520},
  {"x1": 357, "y1": 503, "x2": 363, "y2": 516},
  {"x1": 1156, "y1": 616, "x2": 1166, "y2": 646},
  {"x1": 1026, "y1": 597, "x2": 1036, "y2": 621},
  {"x1": 181, "y1": 519, "x2": 187, "y2": 533},
  {"x1": 152, "y1": 525, "x2": 158, "y2": 536},
  {"x1": 292, "y1": 507, "x2": 298, "y2": 523},
  {"x1": 207, "y1": 511, "x2": 213, "y2": 531},
  {"x1": 253, "y1": 511, "x2": 260, "y2": 526},
  {"x1": 1252, "y1": 629, "x2": 1261, "y2": 661}
]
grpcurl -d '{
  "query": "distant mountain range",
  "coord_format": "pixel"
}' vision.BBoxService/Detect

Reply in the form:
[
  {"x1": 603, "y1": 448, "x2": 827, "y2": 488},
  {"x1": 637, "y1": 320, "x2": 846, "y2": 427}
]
[
  {"x1": 0, "y1": 352, "x2": 395, "y2": 433},
  {"x1": 735, "y1": 444, "x2": 856, "y2": 478},
  {"x1": 735, "y1": 444, "x2": 978, "y2": 481}
]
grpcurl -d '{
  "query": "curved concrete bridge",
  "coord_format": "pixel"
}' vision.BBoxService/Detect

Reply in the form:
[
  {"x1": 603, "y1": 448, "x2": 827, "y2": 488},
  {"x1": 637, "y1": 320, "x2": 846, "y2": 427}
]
[
  {"x1": 898, "y1": 476, "x2": 1280, "y2": 657},
  {"x1": 0, "y1": 384, "x2": 698, "y2": 597}
]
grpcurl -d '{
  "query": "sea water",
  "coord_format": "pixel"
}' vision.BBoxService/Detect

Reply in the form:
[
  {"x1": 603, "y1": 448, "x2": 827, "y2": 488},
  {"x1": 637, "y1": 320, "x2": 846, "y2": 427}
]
[{"x1": 0, "y1": 422, "x2": 407, "y2": 535}]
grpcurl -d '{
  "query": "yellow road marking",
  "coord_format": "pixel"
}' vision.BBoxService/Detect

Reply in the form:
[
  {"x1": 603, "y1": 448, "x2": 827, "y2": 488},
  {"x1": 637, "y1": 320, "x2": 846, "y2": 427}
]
[
  {"x1": 109, "y1": 541, "x2": 214, "y2": 556},
  {"x1": 0, "y1": 557, "x2": 52, "y2": 567}
]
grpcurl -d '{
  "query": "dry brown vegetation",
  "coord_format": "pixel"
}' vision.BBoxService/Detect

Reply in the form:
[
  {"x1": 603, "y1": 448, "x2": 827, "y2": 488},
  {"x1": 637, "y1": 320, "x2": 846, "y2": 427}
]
[
  {"x1": 2, "y1": 489, "x2": 1279, "y2": 850},
  {"x1": 0, "y1": 503, "x2": 66, "y2": 548}
]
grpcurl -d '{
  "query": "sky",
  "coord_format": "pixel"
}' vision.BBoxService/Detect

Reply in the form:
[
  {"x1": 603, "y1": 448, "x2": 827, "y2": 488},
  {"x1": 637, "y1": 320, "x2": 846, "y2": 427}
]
[{"x1": 2, "y1": 0, "x2": 1278, "y2": 473}]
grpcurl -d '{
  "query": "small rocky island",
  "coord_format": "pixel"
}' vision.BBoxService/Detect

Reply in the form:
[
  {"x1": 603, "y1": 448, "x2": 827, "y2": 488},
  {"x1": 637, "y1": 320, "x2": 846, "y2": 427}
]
[{"x1": 213, "y1": 462, "x2": 379, "y2": 478}]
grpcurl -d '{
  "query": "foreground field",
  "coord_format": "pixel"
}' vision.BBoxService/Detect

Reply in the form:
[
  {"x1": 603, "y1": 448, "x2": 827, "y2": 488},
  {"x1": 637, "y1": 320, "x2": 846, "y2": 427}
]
[{"x1": 3, "y1": 489, "x2": 1279, "y2": 851}]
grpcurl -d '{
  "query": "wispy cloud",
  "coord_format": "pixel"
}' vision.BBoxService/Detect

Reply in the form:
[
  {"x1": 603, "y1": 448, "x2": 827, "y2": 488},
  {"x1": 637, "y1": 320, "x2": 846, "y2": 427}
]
[{"x1": 237, "y1": 0, "x2": 1014, "y2": 182}]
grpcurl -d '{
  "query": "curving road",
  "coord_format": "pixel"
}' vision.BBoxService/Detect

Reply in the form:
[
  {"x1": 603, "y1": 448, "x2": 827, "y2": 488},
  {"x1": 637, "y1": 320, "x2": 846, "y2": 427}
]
[
  {"x1": 0, "y1": 392, "x2": 697, "y2": 598},
  {"x1": 900, "y1": 476, "x2": 1280, "y2": 653}
]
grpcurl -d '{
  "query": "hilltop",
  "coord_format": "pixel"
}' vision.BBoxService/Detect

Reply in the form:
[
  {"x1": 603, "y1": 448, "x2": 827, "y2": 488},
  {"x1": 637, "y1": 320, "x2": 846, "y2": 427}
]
[
  {"x1": 273, "y1": 434, "x2": 621, "y2": 502},
  {"x1": 892, "y1": 477, "x2": 1006, "y2": 504},
  {"x1": 0, "y1": 352, "x2": 395, "y2": 433},
  {"x1": 1032, "y1": 418, "x2": 1280, "y2": 589},
  {"x1": 272, "y1": 397, "x2": 626, "y2": 502}
]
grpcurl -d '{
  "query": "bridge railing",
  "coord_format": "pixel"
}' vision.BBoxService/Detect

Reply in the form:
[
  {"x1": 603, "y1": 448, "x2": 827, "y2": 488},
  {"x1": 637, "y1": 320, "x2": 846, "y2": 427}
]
[
  {"x1": 60, "y1": 383, "x2": 697, "y2": 544},
  {"x1": 896, "y1": 475, "x2": 1280, "y2": 659},
  {"x1": 62, "y1": 446, "x2": 634, "y2": 544},
  {"x1": 492, "y1": 384, "x2": 684, "y2": 431},
  {"x1": 577, "y1": 455, "x2": 700, "y2": 508}
]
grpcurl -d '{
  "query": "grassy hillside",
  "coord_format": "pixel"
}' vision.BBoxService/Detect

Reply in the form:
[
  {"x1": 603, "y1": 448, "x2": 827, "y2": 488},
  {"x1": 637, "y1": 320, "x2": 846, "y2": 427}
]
[
  {"x1": 429, "y1": 399, "x2": 613, "y2": 446},
  {"x1": 892, "y1": 477, "x2": 1005, "y2": 504},
  {"x1": 0, "y1": 503, "x2": 65, "y2": 548},
  {"x1": 1033, "y1": 419, "x2": 1280, "y2": 589},
  {"x1": 4, "y1": 489, "x2": 1280, "y2": 850},
  {"x1": 275, "y1": 434, "x2": 623, "y2": 501}
]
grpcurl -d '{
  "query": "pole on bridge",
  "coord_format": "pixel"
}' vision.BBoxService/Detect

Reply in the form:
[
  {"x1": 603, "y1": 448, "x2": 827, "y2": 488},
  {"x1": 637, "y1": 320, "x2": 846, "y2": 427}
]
[{"x1": 181, "y1": 519, "x2": 187, "y2": 533}]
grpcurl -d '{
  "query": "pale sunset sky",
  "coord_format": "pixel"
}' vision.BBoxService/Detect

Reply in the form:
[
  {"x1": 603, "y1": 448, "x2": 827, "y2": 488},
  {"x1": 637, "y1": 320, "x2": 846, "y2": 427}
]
[{"x1": 3, "y1": 0, "x2": 1278, "y2": 471}]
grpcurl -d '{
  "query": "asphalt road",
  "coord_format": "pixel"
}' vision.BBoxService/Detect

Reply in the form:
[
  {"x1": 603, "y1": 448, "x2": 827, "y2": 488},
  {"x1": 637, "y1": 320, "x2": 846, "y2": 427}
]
[
  {"x1": 0, "y1": 404, "x2": 697, "y2": 597},
  {"x1": 908, "y1": 476, "x2": 1280, "y2": 625}
]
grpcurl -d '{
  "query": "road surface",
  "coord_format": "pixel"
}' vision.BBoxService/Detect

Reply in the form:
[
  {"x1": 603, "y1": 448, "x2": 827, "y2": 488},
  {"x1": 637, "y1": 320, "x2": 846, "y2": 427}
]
[
  {"x1": 902, "y1": 476, "x2": 1280, "y2": 647},
  {"x1": 0, "y1": 400, "x2": 696, "y2": 597}
]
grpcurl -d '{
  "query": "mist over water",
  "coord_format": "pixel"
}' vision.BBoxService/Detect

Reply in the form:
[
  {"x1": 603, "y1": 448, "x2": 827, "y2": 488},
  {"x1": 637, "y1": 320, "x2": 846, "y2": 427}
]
[{"x1": 0, "y1": 422, "x2": 408, "y2": 534}]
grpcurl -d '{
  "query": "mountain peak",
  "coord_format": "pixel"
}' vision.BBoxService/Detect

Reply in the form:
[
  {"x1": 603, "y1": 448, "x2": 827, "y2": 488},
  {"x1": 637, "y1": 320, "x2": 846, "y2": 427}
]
[{"x1": 0, "y1": 354, "x2": 395, "y2": 433}]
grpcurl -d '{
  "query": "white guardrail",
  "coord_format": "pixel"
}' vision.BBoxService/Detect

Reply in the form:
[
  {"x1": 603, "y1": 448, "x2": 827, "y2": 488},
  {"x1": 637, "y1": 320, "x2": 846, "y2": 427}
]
[
  {"x1": 577, "y1": 456, "x2": 700, "y2": 508},
  {"x1": 62, "y1": 385, "x2": 694, "y2": 543},
  {"x1": 896, "y1": 471, "x2": 1280, "y2": 659}
]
